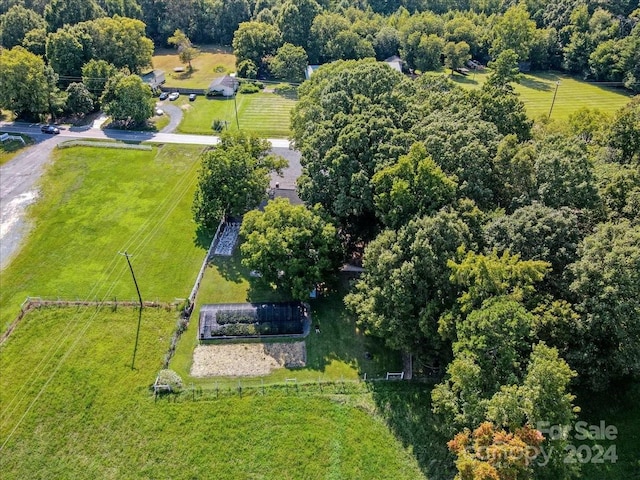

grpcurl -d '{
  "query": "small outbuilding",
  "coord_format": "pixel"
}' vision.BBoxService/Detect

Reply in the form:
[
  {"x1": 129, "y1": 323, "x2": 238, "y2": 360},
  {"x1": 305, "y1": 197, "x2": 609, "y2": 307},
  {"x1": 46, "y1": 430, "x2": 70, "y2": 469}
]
[
  {"x1": 140, "y1": 70, "x2": 166, "y2": 90},
  {"x1": 207, "y1": 75, "x2": 239, "y2": 97}
]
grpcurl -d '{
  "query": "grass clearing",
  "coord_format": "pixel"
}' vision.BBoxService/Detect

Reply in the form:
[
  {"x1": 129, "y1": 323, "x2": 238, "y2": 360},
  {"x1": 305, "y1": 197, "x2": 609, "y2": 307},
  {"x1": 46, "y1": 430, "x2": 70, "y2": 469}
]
[
  {"x1": 152, "y1": 45, "x2": 236, "y2": 89},
  {"x1": 177, "y1": 92, "x2": 296, "y2": 137},
  {"x1": 0, "y1": 134, "x2": 34, "y2": 166},
  {"x1": 0, "y1": 144, "x2": 207, "y2": 331},
  {"x1": 449, "y1": 70, "x2": 632, "y2": 119},
  {"x1": 0, "y1": 306, "x2": 426, "y2": 480},
  {"x1": 170, "y1": 249, "x2": 401, "y2": 388}
]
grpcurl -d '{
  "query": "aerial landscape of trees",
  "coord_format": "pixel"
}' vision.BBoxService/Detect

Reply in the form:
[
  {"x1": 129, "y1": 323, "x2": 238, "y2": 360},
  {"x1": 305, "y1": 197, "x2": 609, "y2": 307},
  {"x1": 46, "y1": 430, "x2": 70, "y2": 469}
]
[{"x1": 1, "y1": 0, "x2": 639, "y2": 478}]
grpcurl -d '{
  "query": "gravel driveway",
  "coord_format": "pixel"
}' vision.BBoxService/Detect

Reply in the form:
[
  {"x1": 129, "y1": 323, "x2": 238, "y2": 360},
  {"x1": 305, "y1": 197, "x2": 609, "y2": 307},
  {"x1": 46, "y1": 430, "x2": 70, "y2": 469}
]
[{"x1": 0, "y1": 134, "x2": 67, "y2": 269}]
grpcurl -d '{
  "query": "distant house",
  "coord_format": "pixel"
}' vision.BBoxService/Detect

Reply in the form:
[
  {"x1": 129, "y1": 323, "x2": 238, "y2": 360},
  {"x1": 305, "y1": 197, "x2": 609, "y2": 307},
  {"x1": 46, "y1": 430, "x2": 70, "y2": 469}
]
[
  {"x1": 305, "y1": 65, "x2": 320, "y2": 80},
  {"x1": 384, "y1": 55, "x2": 403, "y2": 73},
  {"x1": 207, "y1": 75, "x2": 239, "y2": 97},
  {"x1": 140, "y1": 70, "x2": 165, "y2": 91}
]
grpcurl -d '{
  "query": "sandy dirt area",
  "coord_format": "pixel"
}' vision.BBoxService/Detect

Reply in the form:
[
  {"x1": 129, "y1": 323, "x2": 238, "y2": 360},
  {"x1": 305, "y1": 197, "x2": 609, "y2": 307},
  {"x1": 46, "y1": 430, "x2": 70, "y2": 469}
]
[{"x1": 190, "y1": 341, "x2": 306, "y2": 377}]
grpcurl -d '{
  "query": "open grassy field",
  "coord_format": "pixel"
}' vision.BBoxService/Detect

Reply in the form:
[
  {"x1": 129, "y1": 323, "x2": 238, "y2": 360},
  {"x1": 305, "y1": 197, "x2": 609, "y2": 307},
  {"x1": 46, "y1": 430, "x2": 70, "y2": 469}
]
[
  {"x1": 152, "y1": 45, "x2": 236, "y2": 89},
  {"x1": 176, "y1": 91, "x2": 296, "y2": 138},
  {"x1": 0, "y1": 143, "x2": 207, "y2": 331},
  {"x1": 449, "y1": 69, "x2": 632, "y2": 119},
  {"x1": 0, "y1": 307, "x2": 426, "y2": 480}
]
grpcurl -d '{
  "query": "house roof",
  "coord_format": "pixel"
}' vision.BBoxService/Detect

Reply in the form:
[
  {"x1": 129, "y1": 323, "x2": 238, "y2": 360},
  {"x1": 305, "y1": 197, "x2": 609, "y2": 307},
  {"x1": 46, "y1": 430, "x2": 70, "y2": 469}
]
[
  {"x1": 208, "y1": 75, "x2": 239, "y2": 91},
  {"x1": 140, "y1": 70, "x2": 165, "y2": 86}
]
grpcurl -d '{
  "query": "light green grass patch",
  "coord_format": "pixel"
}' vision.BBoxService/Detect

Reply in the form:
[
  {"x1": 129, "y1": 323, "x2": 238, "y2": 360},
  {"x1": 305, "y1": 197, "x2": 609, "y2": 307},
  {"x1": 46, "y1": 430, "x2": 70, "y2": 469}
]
[
  {"x1": 449, "y1": 70, "x2": 632, "y2": 119},
  {"x1": 0, "y1": 144, "x2": 207, "y2": 331},
  {"x1": 178, "y1": 92, "x2": 296, "y2": 138},
  {"x1": 0, "y1": 307, "x2": 426, "y2": 480},
  {"x1": 152, "y1": 45, "x2": 236, "y2": 89}
]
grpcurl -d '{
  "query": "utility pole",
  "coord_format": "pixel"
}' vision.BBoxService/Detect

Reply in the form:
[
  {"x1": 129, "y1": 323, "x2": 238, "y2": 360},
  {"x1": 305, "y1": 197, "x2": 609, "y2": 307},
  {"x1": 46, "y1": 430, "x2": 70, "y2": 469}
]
[
  {"x1": 548, "y1": 81, "x2": 560, "y2": 120},
  {"x1": 233, "y1": 92, "x2": 240, "y2": 130},
  {"x1": 120, "y1": 251, "x2": 143, "y2": 370},
  {"x1": 119, "y1": 251, "x2": 142, "y2": 308}
]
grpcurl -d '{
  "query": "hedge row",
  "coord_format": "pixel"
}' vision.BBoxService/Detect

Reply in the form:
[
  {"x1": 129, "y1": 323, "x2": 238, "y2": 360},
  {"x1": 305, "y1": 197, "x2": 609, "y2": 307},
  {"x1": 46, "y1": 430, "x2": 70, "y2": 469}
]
[{"x1": 57, "y1": 140, "x2": 152, "y2": 150}]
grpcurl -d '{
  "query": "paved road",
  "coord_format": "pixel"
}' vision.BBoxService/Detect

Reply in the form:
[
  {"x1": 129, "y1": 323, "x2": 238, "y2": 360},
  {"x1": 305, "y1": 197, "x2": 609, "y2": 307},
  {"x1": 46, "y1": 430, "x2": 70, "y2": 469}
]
[
  {"x1": 157, "y1": 103, "x2": 183, "y2": 133},
  {"x1": 0, "y1": 121, "x2": 299, "y2": 269},
  {"x1": 0, "y1": 122, "x2": 293, "y2": 148}
]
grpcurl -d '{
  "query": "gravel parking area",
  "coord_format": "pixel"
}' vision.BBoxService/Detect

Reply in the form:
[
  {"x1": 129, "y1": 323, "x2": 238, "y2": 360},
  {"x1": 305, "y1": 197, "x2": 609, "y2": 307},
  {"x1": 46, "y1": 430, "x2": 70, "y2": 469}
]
[{"x1": 190, "y1": 341, "x2": 306, "y2": 377}]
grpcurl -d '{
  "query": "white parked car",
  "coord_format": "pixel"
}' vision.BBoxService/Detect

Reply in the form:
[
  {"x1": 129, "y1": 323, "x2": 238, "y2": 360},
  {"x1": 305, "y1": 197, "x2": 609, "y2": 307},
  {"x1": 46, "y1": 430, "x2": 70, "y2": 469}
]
[
  {"x1": 168, "y1": 92, "x2": 180, "y2": 101},
  {"x1": 155, "y1": 108, "x2": 164, "y2": 116}
]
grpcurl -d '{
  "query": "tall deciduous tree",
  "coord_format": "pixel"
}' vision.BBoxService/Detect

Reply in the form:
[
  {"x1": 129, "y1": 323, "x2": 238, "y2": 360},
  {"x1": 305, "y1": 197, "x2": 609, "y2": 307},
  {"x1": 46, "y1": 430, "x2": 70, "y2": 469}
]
[
  {"x1": 65, "y1": 82, "x2": 94, "y2": 116},
  {"x1": 276, "y1": 0, "x2": 320, "y2": 51},
  {"x1": 372, "y1": 142, "x2": 457, "y2": 229},
  {"x1": 192, "y1": 132, "x2": 287, "y2": 229},
  {"x1": 490, "y1": 3, "x2": 537, "y2": 61},
  {"x1": 269, "y1": 43, "x2": 308, "y2": 82},
  {"x1": 82, "y1": 59, "x2": 118, "y2": 103},
  {"x1": 240, "y1": 198, "x2": 341, "y2": 301},
  {"x1": 44, "y1": 0, "x2": 104, "y2": 32},
  {"x1": 443, "y1": 40, "x2": 470, "y2": 75},
  {"x1": 292, "y1": 59, "x2": 413, "y2": 243},
  {"x1": 168, "y1": 29, "x2": 199, "y2": 71},
  {"x1": 345, "y1": 210, "x2": 472, "y2": 360},
  {"x1": 569, "y1": 220, "x2": 640, "y2": 389},
  {"x1": 0, "y1": 46, "x2": 49, "y2": 117},
  {"x1": 0, "y1": 5, "x2": 45, "y2": 48},
  {"x1": 101, "y1": 74, "x2": 154, "y2": 127},
  {"x1": 232, "y1": 21, "x2": 282, "y2": 71},
  {"x1": 484, "y1": 203, "x2": 583, "y2": 293}
]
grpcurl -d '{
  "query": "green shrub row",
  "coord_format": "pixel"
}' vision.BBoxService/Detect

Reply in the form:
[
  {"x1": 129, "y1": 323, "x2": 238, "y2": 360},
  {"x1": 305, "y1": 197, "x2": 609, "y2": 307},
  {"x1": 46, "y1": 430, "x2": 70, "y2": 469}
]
[
  {"x1": 210, "y1": 320, "x2": 303, "y2": 336},
  {"x1": 215, "y1": 311, "x2": 256, "y2": 325}
]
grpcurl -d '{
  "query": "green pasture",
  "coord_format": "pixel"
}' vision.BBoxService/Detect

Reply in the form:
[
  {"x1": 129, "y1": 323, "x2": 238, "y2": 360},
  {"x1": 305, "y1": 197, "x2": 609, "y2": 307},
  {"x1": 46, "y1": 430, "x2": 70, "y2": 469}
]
[
  {"x1": 152, "y1": 45, "x2": 236, "y2": 89},
  {"x1": 170, "y1": 249, "x2": 401, "y2": 387},
  {"x1": 0, "y1": 307, "x2": 426, "y2": 480},
  {"x1": 450, "y1": 70, "x2": 632, "y2": 119},
  {"x1": 0, "y1": 144, "x2": 207, "y2": 331},
  {"x1": 176, "y1": 91, "x2": 296, "y2": 138}
]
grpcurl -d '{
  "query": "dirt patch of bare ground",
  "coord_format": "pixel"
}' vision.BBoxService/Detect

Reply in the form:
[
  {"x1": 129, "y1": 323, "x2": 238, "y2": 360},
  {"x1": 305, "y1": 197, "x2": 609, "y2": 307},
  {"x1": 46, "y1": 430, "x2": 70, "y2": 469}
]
[{"x1": 190, "y1": 342, "x2": 306, "y2": 377}]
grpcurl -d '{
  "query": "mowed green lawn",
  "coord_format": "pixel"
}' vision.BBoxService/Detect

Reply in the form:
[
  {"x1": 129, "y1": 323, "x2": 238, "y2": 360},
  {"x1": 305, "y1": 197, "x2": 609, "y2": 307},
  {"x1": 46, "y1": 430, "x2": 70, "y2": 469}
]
[
  {"x1": 450, "y1": 70, "x2": 632, "y2": 119},
  {"x1": 152, "y1": 45, "x2": 236, "y2": 89},
  {"x1": 0, "y1": 307, "x2": 426, "y2": 480},
  {"x1": 0, "y1": 144, "x2": 207, "y2": 330},
  {"x1": 170, "y1": 250, "x2": 402, "y2": 388},
  {"x1": 177, "y1": 92, "x2": 296, "y2": 138}
]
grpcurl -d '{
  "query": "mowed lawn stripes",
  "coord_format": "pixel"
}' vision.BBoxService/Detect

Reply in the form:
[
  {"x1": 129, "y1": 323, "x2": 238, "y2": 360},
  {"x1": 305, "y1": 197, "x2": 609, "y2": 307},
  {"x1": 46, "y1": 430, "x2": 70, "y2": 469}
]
[{"x1": 236, "y1": 93, "x2": 296, "y2": 137}]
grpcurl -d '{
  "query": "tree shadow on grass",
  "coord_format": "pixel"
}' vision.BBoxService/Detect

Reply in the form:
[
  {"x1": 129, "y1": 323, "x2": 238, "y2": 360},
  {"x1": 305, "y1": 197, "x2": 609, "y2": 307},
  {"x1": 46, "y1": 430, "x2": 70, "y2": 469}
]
[
  {"x1": 193, "y1": 224, "x2": 214, "y2": 250},
  {"x1": 520, "y1": 76, "x2": 553, "y2": 91},
  {"x1": 210, "y1": 252, "x2": 245, "y2": 284},
  {"x1": 369, "y1": 381, "x2": 455, "y2": 480}
]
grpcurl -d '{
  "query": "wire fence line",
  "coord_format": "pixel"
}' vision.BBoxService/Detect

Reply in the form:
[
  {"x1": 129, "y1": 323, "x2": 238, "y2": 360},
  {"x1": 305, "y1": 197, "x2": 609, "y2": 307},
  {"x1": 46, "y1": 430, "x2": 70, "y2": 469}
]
[{"x1": 154, "y1": 374, "x2": 432, "y2": 402}]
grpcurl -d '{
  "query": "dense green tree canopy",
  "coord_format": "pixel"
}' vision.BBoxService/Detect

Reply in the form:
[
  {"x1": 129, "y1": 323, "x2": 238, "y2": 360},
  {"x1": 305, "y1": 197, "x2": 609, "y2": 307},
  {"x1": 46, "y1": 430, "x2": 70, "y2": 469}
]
[
  {"x1": 292, "y1": 59, "x2": 413, "y2": 242},
  {"x1": 240, "y1": 198, "x2": 341, "y2": 301},
  {"x1": 65, "y1": 82, "x2": 94, "y2": 115},
  {"x1": 345, "y1": 210, "x2": 472, "y2": 360},
  {"x1": 372, "y1": 142, "x2": 457, "y2": 228},
  {"x1": 82, "y1": 59, "x2": 118, "y2": 102},
  {"x1": 484, "y1": 203, "x2": 582, "y2": 292},
  {"x1": 0, "y1": 4, "x2": 45, "y2": 48},
  {"x1": 232, "y1": 21, "x2": 282, "y2": 70},
  {"x1": 569, "y1": 220, "x2": 640, "y2": 389},
  {"x1": 269, "y1": 43, "x2": 308, "y2": 81},
  {"x1": 44, "y1": 0, "x2": 104, "y2": 32},
  {"x1": 101, "y1": 73, "x2": 154, "y2": 127},
  {"x1": 0, "y1": 46, "x2": 49, "y2": 117},
  {"x1": 192, "y1": 132, "x2": 287, "y2": 229}
]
